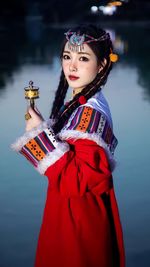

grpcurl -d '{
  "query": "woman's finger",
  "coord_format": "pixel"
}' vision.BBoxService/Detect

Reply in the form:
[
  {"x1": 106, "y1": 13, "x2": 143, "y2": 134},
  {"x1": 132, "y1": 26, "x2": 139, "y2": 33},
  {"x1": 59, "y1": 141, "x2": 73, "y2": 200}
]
[{"x1": 27, "y1": 107, "x2": 39, "y2": 118}]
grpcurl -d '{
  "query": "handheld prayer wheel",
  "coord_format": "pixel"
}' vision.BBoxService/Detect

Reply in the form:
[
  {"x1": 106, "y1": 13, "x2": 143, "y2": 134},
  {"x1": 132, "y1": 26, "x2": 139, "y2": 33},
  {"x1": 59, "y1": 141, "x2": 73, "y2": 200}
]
[{"x1": 24, "y1": 80, "x2": 39, "y2": 109}]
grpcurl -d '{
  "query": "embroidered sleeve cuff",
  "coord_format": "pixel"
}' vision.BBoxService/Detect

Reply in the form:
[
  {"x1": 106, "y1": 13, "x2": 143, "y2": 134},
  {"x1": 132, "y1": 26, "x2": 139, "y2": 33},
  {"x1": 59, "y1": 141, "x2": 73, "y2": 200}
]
[
  {"x1": 11, "y1": 121, "x2": 51, "y2": 151},
  {"x1": 11, "y1": 121, "x2": 69, "y2": 174}
]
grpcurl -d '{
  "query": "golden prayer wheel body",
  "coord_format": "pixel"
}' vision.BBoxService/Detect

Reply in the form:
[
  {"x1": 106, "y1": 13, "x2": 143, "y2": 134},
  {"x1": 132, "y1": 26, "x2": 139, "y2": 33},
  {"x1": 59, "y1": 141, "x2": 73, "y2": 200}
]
[{"x1": 24, "y1": 80, "x2": 39, "y2": 109}]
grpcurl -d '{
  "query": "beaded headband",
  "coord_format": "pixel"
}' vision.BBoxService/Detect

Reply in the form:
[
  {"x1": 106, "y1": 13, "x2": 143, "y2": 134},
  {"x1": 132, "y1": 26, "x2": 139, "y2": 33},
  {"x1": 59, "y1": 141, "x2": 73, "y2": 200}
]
[{"x1": 64, "y1": 30, "x2": 110, "y2": 52}]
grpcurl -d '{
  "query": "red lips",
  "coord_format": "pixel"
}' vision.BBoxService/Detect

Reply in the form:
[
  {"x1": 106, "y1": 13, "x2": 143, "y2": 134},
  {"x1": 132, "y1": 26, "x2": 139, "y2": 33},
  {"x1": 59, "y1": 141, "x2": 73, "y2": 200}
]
[{"x1": 68, "y1": 75, "x2": 79, "y2": 81}]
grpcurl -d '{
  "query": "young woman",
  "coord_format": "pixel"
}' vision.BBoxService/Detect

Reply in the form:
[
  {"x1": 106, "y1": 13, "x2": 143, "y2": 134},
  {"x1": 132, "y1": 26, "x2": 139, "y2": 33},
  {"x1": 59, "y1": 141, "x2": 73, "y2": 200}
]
[{"x1": 12, "y1": 24, "x2": 125, "y2": 267}]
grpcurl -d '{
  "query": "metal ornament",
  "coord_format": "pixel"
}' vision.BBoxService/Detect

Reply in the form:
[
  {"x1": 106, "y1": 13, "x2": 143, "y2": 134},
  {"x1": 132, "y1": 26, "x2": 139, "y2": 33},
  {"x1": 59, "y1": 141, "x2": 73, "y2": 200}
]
[
  {"x1": 69, "y1": 33, "x2": 85, "y2": 52},
  {"x1": 25, "y1": 112, "x2": 32, "y2": 120},
  {"x1": 65, "y1": 30, "x2": 110, "y2": 52},
  {"x1": 24, "y1": 80, "x2": 39, "y2": 109}
]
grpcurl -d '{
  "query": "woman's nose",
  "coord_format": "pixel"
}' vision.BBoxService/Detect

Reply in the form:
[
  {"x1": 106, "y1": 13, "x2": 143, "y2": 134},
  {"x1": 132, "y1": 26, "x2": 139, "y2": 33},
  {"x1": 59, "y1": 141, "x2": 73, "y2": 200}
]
[{"x1": 69, "y1": 60, "x2": 77, "y2": 72}]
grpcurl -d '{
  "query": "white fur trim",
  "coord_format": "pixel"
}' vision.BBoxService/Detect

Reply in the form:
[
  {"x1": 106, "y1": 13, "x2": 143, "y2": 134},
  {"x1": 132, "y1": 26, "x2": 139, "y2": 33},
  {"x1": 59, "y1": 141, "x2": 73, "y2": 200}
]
[
  {"x1": 11, "y1": 120, "x2": 53, "y2": 152},
  {"x1": 37, "y1": 142, "x2": 70, "y2": 175},
  {"x1": 59, "y1": 130, "x2": 116, "y2": 172}
]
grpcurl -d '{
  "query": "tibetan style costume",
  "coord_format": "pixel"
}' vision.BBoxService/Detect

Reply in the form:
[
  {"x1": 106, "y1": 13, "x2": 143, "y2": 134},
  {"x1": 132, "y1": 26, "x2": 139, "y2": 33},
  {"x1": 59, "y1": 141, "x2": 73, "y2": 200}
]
[{"x1": 12, "y1": 91, "x2": 125, "y2": 267}]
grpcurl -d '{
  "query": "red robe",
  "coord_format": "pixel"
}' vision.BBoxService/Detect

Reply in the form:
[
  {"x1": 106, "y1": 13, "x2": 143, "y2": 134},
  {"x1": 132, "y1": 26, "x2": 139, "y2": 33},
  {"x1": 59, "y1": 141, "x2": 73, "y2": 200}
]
[{"x1": 35, "y1": 139, "x2": 125, "y2": 267}]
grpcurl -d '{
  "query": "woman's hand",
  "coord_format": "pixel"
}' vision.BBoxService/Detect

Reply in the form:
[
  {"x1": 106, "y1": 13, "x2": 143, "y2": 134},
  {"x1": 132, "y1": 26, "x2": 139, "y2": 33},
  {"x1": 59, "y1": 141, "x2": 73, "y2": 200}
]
[{"x1": 25, "y1": 107, "x2": 44, "y2": 132}]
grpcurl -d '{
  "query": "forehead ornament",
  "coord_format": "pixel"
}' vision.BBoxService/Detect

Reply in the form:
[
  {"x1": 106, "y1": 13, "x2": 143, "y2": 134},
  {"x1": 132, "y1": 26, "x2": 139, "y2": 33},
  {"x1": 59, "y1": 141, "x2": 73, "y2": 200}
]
[{"x1": 64, "y1": 30, "x2": 110, "y2": 52}]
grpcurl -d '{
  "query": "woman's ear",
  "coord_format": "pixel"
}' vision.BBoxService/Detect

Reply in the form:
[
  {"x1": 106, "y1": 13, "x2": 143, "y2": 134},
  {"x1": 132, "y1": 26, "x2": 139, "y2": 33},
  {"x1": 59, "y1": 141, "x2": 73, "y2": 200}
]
[{"x1": 98, "y1": 58, "x2": 107, "y2": 73}]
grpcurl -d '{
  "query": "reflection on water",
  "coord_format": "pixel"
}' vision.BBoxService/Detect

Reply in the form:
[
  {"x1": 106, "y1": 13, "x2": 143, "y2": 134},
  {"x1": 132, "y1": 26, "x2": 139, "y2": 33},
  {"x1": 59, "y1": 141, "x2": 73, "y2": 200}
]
[
  {"x1": 0, "y1": 24, "x2": 63, "y2": 94},
  {"x1": 115, "y1": 26, "x2": 150, "y2": 102},
  {"x1": 0, "y1": 23, "x2": 150, "y2": 101},
  {"x1": 0, "y1": 22, "x2": 150, "y2": 267}
]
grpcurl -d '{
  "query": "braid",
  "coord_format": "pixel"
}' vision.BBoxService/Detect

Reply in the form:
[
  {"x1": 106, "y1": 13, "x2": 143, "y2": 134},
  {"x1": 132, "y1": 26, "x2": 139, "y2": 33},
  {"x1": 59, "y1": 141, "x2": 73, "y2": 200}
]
[
  {"x1": 53, "y1": 57, "x2": 112, "y2": 134},
  {"x1": 50, "y1": 70, "x2": 68, "y2": 119}
]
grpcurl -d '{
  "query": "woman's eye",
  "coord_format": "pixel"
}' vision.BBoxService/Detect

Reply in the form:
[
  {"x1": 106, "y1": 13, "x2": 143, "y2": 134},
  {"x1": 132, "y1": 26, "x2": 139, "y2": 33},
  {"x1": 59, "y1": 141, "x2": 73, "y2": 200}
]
[
  {"x1": 63, "y1": 54, "x2": 70, "y2": 60},
  {"x1": 79, "y1": 56, "x2": 89, "y2": 62}
]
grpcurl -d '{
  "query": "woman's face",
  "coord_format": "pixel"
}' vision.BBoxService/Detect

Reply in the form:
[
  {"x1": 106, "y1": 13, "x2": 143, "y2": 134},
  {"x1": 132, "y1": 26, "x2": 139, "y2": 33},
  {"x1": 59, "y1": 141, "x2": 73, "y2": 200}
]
[{"x1": 62, "y1": 42, "x2": 100, "y2": 92}]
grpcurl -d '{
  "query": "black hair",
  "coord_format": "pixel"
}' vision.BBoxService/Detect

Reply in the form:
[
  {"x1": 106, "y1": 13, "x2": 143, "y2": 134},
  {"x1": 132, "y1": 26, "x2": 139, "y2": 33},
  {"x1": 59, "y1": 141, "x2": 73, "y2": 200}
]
[{"x1": 50, "y1": 24, "x2": 113, "y2": 134}]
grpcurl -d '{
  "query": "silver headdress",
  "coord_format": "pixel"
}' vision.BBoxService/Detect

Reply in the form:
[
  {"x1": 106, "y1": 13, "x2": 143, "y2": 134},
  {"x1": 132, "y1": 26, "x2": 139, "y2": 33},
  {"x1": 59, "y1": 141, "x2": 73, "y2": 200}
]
[{"x1": 64, "y1": 30, "x2": 110, "y2": 52}]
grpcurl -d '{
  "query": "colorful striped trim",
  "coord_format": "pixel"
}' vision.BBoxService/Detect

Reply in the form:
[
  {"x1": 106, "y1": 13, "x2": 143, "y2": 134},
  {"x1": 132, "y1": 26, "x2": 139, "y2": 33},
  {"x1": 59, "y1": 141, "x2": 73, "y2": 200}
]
[
  {"x1": 19, "y1": 128, "x2": 58, "y2": 168},
  {"x1": 63, "y1": 106, "x2": 118, "y2": 154},
  {"x1": 11, "y1": 120, "x2": 53, "y2": 152}
]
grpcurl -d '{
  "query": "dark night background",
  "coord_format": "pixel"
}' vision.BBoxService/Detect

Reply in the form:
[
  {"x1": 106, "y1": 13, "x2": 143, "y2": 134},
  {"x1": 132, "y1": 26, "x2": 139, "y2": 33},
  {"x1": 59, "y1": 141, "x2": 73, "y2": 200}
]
[
  {"x1": 0, "y1": 0, "x2": 150, "y2": 24},
  {"x1": 0, "y1": 0, "x2": 150, "y2": 97}
]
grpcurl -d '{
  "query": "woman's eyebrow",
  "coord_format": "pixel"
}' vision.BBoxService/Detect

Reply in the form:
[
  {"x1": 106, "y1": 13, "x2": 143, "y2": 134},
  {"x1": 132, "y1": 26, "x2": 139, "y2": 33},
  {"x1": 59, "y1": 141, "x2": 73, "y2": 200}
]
[
  {"x1": 78, "y1": 52, "x2": 91, "y2": 56},
  {"x1": 63, "y1": 51, "x2": 70, "y2": 54},
  {"x1": 63, "y1": 51, "x2": 91, "y2": 56}
]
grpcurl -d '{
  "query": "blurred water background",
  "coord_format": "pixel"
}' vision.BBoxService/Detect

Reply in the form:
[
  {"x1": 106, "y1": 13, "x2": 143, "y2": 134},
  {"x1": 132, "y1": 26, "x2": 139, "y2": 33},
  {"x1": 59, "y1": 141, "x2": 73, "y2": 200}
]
[{"x1": 0, "y1": 10, "x2": 150, "y2": 267}]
